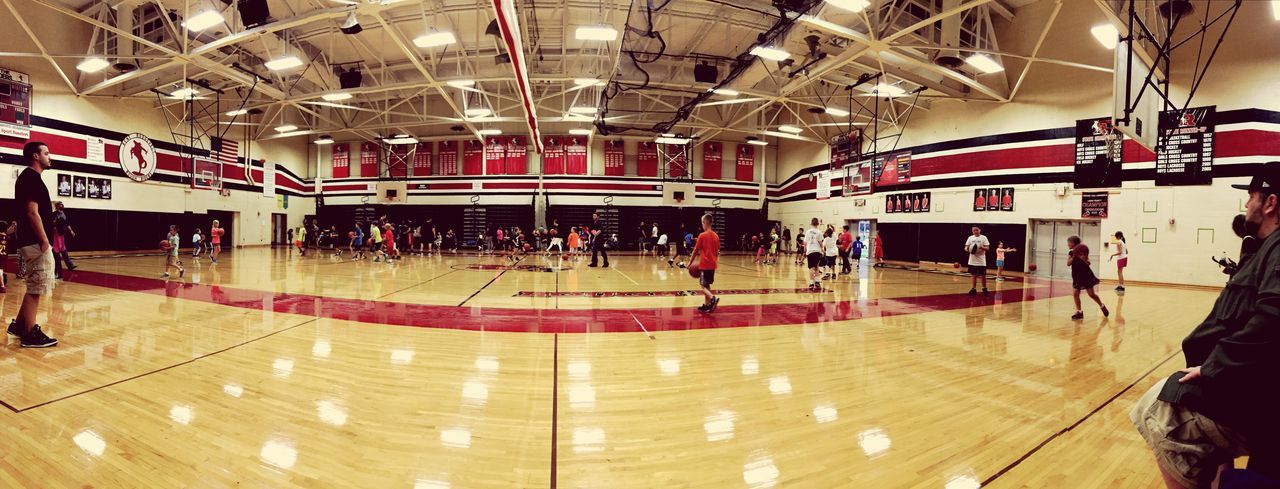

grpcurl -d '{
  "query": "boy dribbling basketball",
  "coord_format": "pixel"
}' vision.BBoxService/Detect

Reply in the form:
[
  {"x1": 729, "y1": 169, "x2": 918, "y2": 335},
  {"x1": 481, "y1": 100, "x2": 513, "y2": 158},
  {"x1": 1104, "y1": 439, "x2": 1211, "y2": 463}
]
[
  {"x1": 162, "y1": 225, "x2": 184, "y2": 279},
  {"x1": 691, "y1": 213, "x2": 720, "y2": 313}
]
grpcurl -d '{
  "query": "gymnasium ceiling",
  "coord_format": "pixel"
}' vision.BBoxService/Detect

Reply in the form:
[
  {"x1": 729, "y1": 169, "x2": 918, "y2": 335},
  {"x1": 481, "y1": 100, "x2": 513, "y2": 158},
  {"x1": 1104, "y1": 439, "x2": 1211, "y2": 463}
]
[{"x1": 10, "y1": 0, "x2": 1137, "y2": 145}]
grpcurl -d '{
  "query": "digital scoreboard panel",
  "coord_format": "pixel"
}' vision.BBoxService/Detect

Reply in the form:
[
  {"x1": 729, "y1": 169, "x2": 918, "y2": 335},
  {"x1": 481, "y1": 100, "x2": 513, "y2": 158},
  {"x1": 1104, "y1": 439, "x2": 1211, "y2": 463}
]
[
  {"x1": 1155, "y1": 106, "x2": 1215, "y2": 186},
  {"x1": 0, "y1": 68, "x2": 32, "y2": 139}
]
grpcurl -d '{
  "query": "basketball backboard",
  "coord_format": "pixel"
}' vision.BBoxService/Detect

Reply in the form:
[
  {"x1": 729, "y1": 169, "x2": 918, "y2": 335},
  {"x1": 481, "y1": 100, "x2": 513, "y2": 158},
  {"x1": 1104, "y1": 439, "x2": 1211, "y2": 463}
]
[{"x1": 1113, "y1": 39, "x2": 1161, "y2": 153}]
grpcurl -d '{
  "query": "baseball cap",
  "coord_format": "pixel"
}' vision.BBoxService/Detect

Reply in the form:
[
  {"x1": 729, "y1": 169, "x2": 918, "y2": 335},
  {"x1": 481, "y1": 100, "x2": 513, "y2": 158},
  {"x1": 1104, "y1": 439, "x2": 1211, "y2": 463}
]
[{"x1": 1231, "y1": 161, "x2": 1280, "y2": 192}]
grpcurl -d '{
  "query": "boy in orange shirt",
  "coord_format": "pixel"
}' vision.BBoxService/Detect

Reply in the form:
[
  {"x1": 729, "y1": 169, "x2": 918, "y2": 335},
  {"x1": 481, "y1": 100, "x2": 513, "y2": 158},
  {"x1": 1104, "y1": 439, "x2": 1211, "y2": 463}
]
[
  {"x1": 567, "y1": 227, "x2": 581, "y2": 259},
  {"x1": 692, "y1": 213, "x2": 720, "y2": 313}
]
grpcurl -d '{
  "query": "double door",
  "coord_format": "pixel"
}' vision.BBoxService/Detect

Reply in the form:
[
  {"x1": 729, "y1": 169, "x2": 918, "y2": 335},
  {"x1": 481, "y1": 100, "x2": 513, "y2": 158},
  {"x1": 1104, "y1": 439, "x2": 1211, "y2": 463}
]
[{"x1": 1030, "y1": 220, "x2": 1101, "y2": 279}]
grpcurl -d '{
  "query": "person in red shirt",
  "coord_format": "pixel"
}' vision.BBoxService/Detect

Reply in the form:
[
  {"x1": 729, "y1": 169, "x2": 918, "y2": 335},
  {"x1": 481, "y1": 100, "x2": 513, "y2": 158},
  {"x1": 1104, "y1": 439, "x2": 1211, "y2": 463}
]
[
  {"x1": 692, "y1": 213, "x2": 720, "y2": 313},
  {"x1": 838, "y1": 225, "x2": 853, "y2": 274}
]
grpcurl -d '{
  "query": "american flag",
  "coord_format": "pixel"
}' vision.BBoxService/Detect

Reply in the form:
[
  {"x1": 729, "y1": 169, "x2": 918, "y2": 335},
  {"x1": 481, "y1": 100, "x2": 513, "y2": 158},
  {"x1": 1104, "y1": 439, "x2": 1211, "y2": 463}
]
[{"x1": 211, "y1": 137, "x2": 239, "y2": 166}]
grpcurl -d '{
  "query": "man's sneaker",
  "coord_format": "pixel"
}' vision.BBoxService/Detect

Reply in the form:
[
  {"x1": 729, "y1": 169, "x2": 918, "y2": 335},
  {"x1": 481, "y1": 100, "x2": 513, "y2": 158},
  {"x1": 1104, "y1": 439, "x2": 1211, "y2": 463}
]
[
  {"x1": 7, "y1": 319, "x2": 23, "y2": 337},
  {"x1": 968, "y1": 288, "x2": 977, "y2": 296},
  {"x1": 161, "y1": 272, "x2": 170, "y2": 279},
  {"x1": 697, "y1": 303, "x2": 711, "y2": 313},
  {"x1": 708, "y1": 297, "x2": 720, "y2": 313},
  {"x1": 1071, "y1": 311, "x2": 1084, "y2": 320},
  {"x1": 20, "y1": 325, "x2": 57, "y2": 348},
  {"x1": 1102, "y1": 306, "x2": 1110, "y2": 317}
]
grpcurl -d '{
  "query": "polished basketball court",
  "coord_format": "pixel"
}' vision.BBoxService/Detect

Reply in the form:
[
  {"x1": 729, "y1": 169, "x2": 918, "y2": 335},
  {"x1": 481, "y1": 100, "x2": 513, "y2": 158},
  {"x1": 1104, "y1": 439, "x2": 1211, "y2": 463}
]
[{"x1": 0, "y1": 249, "x2": 1209, "y2": 487}]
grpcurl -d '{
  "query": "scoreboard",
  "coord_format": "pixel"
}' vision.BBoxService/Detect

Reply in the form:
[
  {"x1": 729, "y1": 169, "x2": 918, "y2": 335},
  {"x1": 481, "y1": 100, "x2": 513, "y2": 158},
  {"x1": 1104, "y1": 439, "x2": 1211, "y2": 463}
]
[
  {"x1": 0, "y1": 68, "x2": 32, "y2": 139},
  {"x1": 1155, "y1": 106, "x2": 1215, "y2": 186}
]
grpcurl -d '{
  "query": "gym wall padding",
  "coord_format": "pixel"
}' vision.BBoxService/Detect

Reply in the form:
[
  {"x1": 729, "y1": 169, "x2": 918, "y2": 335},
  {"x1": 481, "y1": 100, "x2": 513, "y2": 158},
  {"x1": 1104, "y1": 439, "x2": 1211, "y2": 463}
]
[{"x1": 877, "y1": 222, "x2": 1027, "y2": 272}]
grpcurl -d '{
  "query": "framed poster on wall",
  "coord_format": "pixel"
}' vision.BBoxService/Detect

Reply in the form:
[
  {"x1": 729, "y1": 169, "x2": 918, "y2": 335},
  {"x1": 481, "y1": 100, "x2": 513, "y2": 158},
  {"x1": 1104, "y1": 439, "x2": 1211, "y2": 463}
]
[
  {"x1": 1000, "y1": 188, "x2": 1015, "y2": 211},
  {"x1": 986, "y1": 187, "x2": 1000, "y2": 211},
  {"x1": 88, "y1": 178, "x2": 101, "y2": 199},
  {"x1": 885, "y1": 194, "x2": 896, "y2": 213},
  {"x1": 73, "y1": 176, "x2": 86, "y2": 198},
  {"x1": 973, "y1": 189, "x2": 986, "y2": 212},
  {"x1": 919, "y1": 192, "x2": 931, "y2": 212},
  {"x1": 57, "y1": 174, "x2": 71, "y2": 196},
  {"x1": 101, "y1": 179, "x2": 112, "y2": 200},
  {"x1": 1082, "y1": 192, "x2": 1109, "y2": 218}
]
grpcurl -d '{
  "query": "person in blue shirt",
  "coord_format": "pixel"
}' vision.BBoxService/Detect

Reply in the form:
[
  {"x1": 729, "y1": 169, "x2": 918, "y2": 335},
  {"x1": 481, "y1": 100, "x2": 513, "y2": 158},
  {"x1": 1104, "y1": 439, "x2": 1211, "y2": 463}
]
[
  {"x1": 351, "y1": 221, "x2": 366, "y2": 260},
  {"x1": 851, "y1": 236, "x2": 865, "y2": 270}
]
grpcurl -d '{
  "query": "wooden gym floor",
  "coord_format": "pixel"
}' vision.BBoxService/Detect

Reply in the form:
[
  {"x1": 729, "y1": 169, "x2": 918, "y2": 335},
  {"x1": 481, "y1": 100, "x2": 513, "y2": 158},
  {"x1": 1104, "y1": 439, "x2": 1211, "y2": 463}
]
[{"x1": 0, "y1": 247, "x2": 1210, "y2": 488}]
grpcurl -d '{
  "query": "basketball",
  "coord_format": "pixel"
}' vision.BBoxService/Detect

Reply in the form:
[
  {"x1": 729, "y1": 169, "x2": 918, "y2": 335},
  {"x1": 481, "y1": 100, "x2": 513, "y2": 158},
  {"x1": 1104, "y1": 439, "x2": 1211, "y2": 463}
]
[
  {"x1": 348, "y1": 231, "x2": 356, "y2": 239},
  {"x1": 561, "y1": 254, "x2": 569, "y2": 260},
  {"x1": 688, "y1": 262, "x2": 701, "y2": 278},
  {"x1": 1028, "y1": 263, "x2": 1038, "y2": 271},
  {"x1": 970, "y1": 244, "x2": 979, "y2": 255},
  {"x1": 954, "y1": 262, "x2": 961, "y2": 268},
  {"x1": 160, "y1": 240, "x2": 172, "y2": 250}
]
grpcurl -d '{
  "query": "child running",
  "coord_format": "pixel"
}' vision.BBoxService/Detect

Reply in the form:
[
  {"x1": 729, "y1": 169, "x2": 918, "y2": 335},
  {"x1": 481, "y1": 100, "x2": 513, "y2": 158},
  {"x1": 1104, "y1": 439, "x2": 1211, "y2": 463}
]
[
  {"x1": 351, "y1": 221, "x2": 365, "y2": 259},
  {"x1": 370, "y1": 221, "x2": 385, "y2": 262},
  {"x1": 1067, "y1": 235, "x2": 1109, "y2": 320},
  {"x1": 192, "y1": 229, "x2": 204, "y2": 259},
  {"x1": 162, "y1": 225, "x2": 185, "y2": 279},
  {"x1": 691, "y1": 213, "x2": 720, "y2": 313}
]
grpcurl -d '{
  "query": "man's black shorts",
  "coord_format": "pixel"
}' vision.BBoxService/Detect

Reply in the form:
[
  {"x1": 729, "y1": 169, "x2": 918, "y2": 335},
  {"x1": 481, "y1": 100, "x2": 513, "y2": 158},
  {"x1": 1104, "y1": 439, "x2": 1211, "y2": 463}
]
[{"x1": 807, "y1": 252, "x2": 823, "y2": 269}]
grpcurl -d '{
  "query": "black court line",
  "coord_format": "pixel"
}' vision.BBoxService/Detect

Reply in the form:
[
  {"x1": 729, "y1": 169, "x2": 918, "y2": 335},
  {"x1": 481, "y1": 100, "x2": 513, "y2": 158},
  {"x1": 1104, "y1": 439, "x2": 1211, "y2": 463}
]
[
  {"x1": 6, "y1": 317, "x2": 321, "y2": 414},
  {"x1": 979, "y1": 348, "x2": 1183, "y2": 487},
  {"x1": 376, "y1": 269, "x2": 461, "y2": 299},
  {"x1": 456, "y1": 255, "x2": 525, "y2": 307},
  {"x1": 550, "y1": 333, "x2": 560, "y2": 489}
]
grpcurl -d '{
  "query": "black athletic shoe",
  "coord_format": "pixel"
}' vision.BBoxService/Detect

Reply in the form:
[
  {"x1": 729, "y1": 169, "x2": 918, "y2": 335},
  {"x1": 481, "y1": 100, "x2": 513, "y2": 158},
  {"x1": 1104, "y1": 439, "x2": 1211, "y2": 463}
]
[
  {"x1": 1102, "y1": 306, "x2": 1110, "y2": 317},
  {"x1": 698, "y1": 303, "x2": 711, "y2": 313},
  {"x1": 1071, "y1": 311, "x2": 1084, "y2": 320},
  {"x1": 982, "y1": 288, "x2": 989, "y2": 295},
  {"x1": 708, "y1": 297, "x2": 719, "y2": 313},
  {"x1": 968, "y1": 288, "x2": 977, "y2": 296},
  {"x1": 7, "y1": 319, "x2": 22, "y2": 337},
  {"x1": 20, "y1": 325, "x2": 57, "y2": 348},
  {"x1": 587, "y1": 263, "x2": 598, "y2": 267}
]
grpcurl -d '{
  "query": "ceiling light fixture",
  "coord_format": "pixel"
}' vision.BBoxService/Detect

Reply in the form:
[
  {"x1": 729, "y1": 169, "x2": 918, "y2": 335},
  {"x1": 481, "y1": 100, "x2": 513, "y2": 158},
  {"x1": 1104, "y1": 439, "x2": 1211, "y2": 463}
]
[
  {"x1": 824, "y1": 0, "x2": 871, "y2": 12},
  {"x1": 321, "y1": 92, "x2": 353, "y2": 102},
  {"x1": 414, "y1": 31, "x2": 457, "y2": 48},
  {"x1": 76, "y1": 57, "x2": 110, "y2": 73},
  {"x1": 446, "y1": 79, "x2": 476, "y2": 88},
  {"x1": 464, "y1": 108, "x2": 493, "y2": 118},
  {"x1": 824, "y1": 107, "x2": 850, "y2": 117},
  {"x1": 1273, "y1": 0, "x2": 1280, "y2": 20},
  {"x1": 182, "y1": 10, "x2": 224, "y2": 31},
  {"x1": 568, "y1": 106, "x2": 597, "y2": 115},
  {"x1": 170, "y1": 87, "x2": 199, "y2": 99},
  {"x1": 478, "y1": 129, "x2": 502, "y2": 136},
  {"x1": 226, "y1": 109, "x2": 249, "y2": 117},
  {"x1": 274, "y1": 124, "x2": 298, "y2": 133},
  {"x1": 264, "y1": 56, "x2": 304, "y2": 71},
  {"x1": 750, "y1": 46, "x2": 791, "y2": 62},
  {"x1": 655, "y1": 136, "x2": 691, "y2": 145},
  {"x1": 712, "y1": 88, "x2": 739, "y2": 96},
  {"x1": 777, "y1": 124, "x2": 803, "y2": 134},
  {"x1": 339, "y1": 12, "x2": 362, "y2": 35},
  {"x1": 1090, "y1": 24, "x2": 1119, "y2": 50},
  {"x1": 575, "y1": 25, "x2": 618, "y2": 41},
  {"x1": 569, "y1": 129, "x2": 593, "y2": 135},
  {"x1": 314, "y1": 135, "x2": 334, "y2": 145},
  {"x1": 574, "y1": 78, "x2": 604, "y2": 87},
  {"x1": 964, "y1": 53, "x2": 1004, "y2": 73},
  {"x1": 748, "y1": 139, "x2": 769, "y2": 146},
  {"x1": 872, "y1": 83, "x2": 907, "y2": 97}
]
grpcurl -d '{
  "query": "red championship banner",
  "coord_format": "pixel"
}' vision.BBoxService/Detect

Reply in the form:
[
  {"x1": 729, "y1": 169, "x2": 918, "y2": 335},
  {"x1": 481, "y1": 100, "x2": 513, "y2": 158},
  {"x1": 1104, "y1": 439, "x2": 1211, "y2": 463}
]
[
  {"x1": 637, "y1": 141, "x2": 658, "y2": 177},
  {"x1": 604, "y1": 140, "x2": 625, "y2": 176},
  {"x1": 485, "y1": 136, "x2": 507, "y2": 175},
  {"x1": 566, "y1": 136, "x2": 588, "y2": 175},
  {"x1": 542, "y1": 136, "x2": 564, "y2": 174},
  {"x1": 389, "y1": 144, "x2": 409, "y2": 178},
  {"x1": 331, "y1": 143, "x2": 350, "y2": 178},
  {"x1": 702, "y1": 142, "x2": 722, "y2": 179},
  {"x1": 463, "y1": 140, "x2": 484, "y2": 175},
  {"x1": 413, "y1": 142, "x2": 432, "y2": 176},
  {"x1": 666, "y1": 144, "x2": 687, "y2": 178},
  {"x1": 505, "y1": 135, "x2": 527, "y2": 175},
  {"x1": 360, "y1": 142, "x2": 379, "y2": 177},
  {"x1": 439, "y1": 140, "x2": 459, "y2": 175},
  {"x1": 735, "y1": 144, "x2": 755, "y2": 181}
]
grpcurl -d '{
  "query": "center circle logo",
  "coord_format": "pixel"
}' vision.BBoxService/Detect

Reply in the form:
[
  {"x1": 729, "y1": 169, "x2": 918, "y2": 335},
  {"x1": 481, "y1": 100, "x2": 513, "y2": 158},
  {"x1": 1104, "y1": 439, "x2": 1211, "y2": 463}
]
[{"x1": 118, "y1": 133, "x2": 157, "y2": 182}]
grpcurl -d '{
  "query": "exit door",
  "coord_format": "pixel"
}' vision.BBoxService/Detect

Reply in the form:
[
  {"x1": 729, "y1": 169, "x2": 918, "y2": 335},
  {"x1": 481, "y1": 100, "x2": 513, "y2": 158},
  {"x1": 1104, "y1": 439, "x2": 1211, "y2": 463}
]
[{"x1": 1029, "y1": 220, "x2": 1101, "y2": 279}]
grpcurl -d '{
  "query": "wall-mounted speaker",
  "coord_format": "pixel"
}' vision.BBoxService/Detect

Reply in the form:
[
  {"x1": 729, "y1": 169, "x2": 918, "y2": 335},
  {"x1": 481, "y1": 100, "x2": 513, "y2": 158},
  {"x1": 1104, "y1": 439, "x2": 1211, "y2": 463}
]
[
  {"x1": 237, "y1": 0, "x2": 270, "y2": 28},
  {"x1": 693, "y1": 63, "x2": 718, "y2": 84}
]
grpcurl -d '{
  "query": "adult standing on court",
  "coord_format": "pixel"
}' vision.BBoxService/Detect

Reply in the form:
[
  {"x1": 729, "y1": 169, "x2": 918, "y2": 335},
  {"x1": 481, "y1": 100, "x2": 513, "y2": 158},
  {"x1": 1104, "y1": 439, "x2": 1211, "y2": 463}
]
[
  {"x1": 782, "y1": 226, "x2": 792, "y2": 254},
  {"x1": 965, "y1": 226, "x2": 990, "y2": 296},
  {"x1": 838, "y1": 225, "x2": 853, "y2": 275},
  {"x1": 692, "y1": 213, "x2": 720, "y2": 313},
  {"x1": 209, "y1": 219, "x2": 225, "y2": 264},
  {"x1": 1109, "y1": 231, "x2": 1128, "y2": 293},
  {"x1": 804, "y1": 218, "x2": 824, "y2": 290},
  {"x1": 1130, "y1": 163, "x2": 1280, "y2": 489},
  {"x1": 636, "y1": 221, "x2": 647, "y2": 253},
  {"x1": 588, "y1": 212, "x2": 609, "y2": 267},
  {"x1": 7, "y1": 141, "x2": 58, "y2": 348}
]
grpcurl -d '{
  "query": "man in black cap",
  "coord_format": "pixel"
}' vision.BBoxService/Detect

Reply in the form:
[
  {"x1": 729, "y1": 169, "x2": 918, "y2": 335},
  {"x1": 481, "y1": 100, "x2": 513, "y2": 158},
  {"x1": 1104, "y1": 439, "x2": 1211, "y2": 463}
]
[{"x1": 1131, "y1": 162, "x2": 1280, "y2": 488}]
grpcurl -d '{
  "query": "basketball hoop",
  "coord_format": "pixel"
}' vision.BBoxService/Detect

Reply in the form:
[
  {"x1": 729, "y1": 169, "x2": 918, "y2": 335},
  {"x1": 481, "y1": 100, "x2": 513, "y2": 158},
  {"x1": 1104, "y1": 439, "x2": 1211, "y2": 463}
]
[{"x1": 1104, "y1": 131, "x2": 1123, "y2": 165}]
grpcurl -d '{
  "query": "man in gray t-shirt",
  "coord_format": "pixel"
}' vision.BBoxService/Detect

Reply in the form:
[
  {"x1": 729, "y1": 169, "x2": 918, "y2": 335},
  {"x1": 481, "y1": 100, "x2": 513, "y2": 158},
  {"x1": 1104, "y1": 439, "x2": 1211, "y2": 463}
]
[{"x1": 964, "y1": 226, "x2": 990, "y2": 295}]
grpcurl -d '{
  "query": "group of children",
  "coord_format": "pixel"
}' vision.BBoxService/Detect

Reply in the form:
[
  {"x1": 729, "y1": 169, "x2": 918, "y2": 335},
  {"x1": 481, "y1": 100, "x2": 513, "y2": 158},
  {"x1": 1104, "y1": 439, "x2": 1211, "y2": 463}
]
[{"x1": 162, "y1": 220, "x2": 223, "y2": 278}]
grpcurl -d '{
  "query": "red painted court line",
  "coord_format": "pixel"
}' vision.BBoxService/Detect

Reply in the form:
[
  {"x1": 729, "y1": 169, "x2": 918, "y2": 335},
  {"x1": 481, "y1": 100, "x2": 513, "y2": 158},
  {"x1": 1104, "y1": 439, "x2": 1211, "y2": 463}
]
[{"x1": 59, "y1": 269, "x2": 1073, "y2": 333}]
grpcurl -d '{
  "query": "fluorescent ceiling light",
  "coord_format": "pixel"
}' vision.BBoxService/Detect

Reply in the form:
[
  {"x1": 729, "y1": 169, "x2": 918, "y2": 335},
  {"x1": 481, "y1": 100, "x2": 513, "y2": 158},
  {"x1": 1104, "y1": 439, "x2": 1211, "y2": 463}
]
[
  {"x1": 1273, "y1": 0, "x2": 1280, "y2": 20},
  {"x1": 477, "y1": 129, "x2": 502, "y2": 135},
  {"x1": 574, "y1": 78, "x2": 604, "y2": 86},
  {"x1": 446, "y1": 79, "x2": 476, "y2": 88},
  {"x1": 464, "y1": 108, "x2": 493, "y2": 118},
  {"x1": 563, "y1": 113, "x2": 594, "y2": 121},
  {"x1": 274, "y1": 124, "x2": 299, "y2": 133},
  {"x1": 314, "y1": 137, "x2": 334, "y2": 145},
  {"x1": 226, "y1": 109, "x2": 249, "y2": 116},
  {"x1": 76, "y1": 57, "x2": 110, "y2": 73},
  {"x1": 182, "y1": 10, "x2": 224, "y2": 31},
  {"x1": 655, "y1": 137, "x2": 691, "y2": 145},
  {"x1": 712, "y1": 88, "x2": 739, "y2": 96},
  {"x1": 747, "y1": 140, "x2": 768, "y2": 146},
  {"x1": 873, "y1": 83, "x2": 906, "y2": 97},
  {"x1": 414, "y1": 31, "x2": 456, "y2": 48},
  {"x1": 264, "y1": 56, "x2": 304, "y2": 71},
  {"x1": 777, "y1": 124, "x2": 803, "y2": 134},
  {"x1": 170, "y1": 87, "x2": 199, "y2": 99},
  {"x1": 661, "y1": 133, "x2": 675, "y2": 137},
  {"x1": 1090, "y1": 24, "x2": 1119, "y2": 50},
  {"x1": 964, "y1": 54, "x2": 1004, "y2": 74},
  {"x1": 321, "y1": 92, "x2": 353, "y2": 102},
  {"x1": 750, "y1": 46, "x2": 791, "y2": 61},
  {"x1": 569, "y1": 129, "x2": 593, "y2": 135},
  {"x1": 824, "y1": 0, "x2": 870, "y2": 12},
  {"x1": 568, "y1": 106, "x2": 597, "y2": 114},
  {"x1": 383, "y1": 137, "x2": 418, "y2": 145},
  {"x1": 575, "y1": 25, "x2": 618, "y2": 41},
  {"x1": 824, "y1": 107, "x2": 850, "y2": 117}
]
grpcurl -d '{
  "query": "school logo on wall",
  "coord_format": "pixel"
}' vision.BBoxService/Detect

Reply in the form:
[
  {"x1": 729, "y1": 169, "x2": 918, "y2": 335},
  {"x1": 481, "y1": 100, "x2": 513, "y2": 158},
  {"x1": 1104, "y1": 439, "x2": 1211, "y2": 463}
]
[{"x1": 118, "y1": 133, "x2": 157, "y2": 182}]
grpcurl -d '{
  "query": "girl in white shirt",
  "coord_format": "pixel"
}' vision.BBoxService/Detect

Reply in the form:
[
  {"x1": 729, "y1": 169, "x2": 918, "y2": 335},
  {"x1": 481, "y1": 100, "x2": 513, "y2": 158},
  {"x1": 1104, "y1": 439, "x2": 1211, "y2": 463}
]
[
  {"x1": 822, "y1": 228, "x2": 838, "y2": 279},
  {"x1": 1108, "y1": 231, "x2": 1128, "y2": 292}
]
